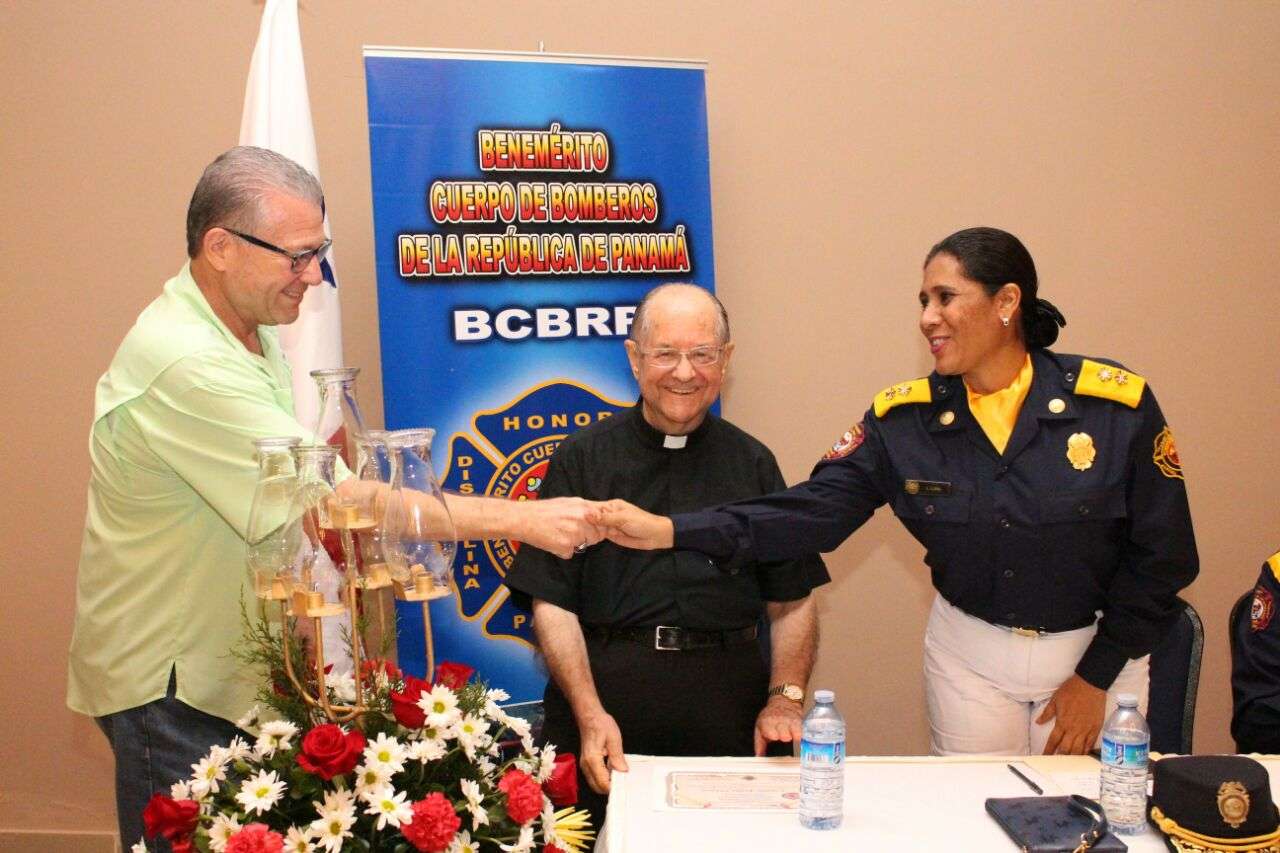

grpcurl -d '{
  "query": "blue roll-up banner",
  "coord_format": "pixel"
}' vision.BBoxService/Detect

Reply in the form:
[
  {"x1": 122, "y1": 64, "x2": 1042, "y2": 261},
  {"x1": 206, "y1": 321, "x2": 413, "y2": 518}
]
[{"x1": 364, "y1": 48, "x2": 715, "y2": 701}]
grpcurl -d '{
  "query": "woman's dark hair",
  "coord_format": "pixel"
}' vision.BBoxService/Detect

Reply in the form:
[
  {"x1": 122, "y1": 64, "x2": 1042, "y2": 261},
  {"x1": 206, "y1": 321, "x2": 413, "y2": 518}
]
[{"x1": 924, "y1": 227, "x2": 1066, "y2": 349}]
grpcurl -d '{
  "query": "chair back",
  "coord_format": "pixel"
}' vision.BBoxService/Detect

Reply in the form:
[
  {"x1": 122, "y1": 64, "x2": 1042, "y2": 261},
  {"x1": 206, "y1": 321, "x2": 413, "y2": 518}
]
[{"x1": 1146, "y1": 599, "x2": 1204, "y2": 754}]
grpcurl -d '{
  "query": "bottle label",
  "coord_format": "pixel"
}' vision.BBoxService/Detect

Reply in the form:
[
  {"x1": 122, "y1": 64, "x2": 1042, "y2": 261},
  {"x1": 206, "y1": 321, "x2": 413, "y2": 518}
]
[
  {"x1": 801, "y1": 739, "x2": 844, "y2": 767},
  {"x1": 1101, "y1": 737, "x2": 1148, "y2": 768}
]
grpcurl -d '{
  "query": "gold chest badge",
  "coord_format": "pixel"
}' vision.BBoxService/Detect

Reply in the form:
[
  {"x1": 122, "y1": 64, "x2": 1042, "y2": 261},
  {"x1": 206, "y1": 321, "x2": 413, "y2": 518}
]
[{"x1": 1066, "y1": 433, "x2": 1096, "y2": 471}]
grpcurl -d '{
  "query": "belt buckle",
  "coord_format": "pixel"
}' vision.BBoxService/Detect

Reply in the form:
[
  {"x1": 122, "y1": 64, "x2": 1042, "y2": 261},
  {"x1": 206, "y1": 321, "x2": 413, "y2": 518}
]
[
  {"x1": 654, "y1": 625, "x2": 683, "y2": 651},
  {"x1": 1010, "y1": 626, "x2": 1043, "y2": 638}
]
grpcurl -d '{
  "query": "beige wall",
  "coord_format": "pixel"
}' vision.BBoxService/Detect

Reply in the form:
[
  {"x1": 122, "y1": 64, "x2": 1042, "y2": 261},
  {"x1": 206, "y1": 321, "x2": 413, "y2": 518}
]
[{"x1": 3, "y1": 0, "x2": 1278, "y2": 837}]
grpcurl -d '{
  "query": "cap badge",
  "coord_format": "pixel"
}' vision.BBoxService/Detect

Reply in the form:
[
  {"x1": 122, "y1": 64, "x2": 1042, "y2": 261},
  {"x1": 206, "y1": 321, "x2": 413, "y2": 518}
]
[
  {"x1": 1066, "y1": 433, "x2": 1096, "y2": 471},
  {"x1": 1218, "y1": 780, "x2": 1251, "y2": 828}
]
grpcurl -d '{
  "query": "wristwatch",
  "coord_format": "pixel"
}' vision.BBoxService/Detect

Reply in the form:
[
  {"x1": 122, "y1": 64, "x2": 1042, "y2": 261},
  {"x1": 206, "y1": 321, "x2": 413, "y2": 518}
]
[{"x1": 768, "y1": 683, "x2": 804, "y2": 703}]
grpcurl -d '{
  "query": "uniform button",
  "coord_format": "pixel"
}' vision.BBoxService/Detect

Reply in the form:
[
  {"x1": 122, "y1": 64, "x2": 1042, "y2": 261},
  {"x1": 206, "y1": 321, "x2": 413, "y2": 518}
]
[
  {"x1": 925, "y1": 504, "x2": 936, "y2": 515},
  {"x1": 1065, "y1": 372, "x2": 1076, "y2": 383},
  {"x1": 995, "y1": 465, "x2": 1009, "y2": 478},
  {"x1": 999, "y1": 517, "x2": 1011, "y2": 529},
  {"x1": 1003, "y1": 569, "x2": 1015, "y2": 579},
  {"x1": 1077, "y1": 505, "x2": 1090, "y2": 516}
]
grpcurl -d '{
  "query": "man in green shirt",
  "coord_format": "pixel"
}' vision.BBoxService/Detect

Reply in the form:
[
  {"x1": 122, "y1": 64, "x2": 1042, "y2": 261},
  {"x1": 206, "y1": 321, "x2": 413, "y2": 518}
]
[{"x1": 68, "y1": 146, "x2": 603, "y2": 849}]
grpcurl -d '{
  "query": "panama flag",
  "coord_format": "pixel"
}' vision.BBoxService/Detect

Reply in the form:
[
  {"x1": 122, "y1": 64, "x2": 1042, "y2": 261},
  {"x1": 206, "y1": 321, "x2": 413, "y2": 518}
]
[{"x1": 239, "y1": 0, "x2": 343, "y2": 430}]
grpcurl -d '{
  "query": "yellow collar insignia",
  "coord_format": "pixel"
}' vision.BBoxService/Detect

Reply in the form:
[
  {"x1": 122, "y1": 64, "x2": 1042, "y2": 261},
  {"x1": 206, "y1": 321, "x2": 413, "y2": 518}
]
[
  {"x1": 1267, "y1": 551, "x2": 1280, "y2": 583},
  {"x1": 1074, "y1": 358, "x2": 1146, "y2": 408},
  {"x1": 874, "y1": 378, "x2": 931, "y2": 418}
]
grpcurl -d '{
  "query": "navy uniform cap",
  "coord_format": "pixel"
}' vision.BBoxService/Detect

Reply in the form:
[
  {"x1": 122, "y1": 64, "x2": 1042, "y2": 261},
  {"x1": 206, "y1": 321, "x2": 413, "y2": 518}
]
[{"x1": 1149, "y1": 755, "x2": 1280, "y2": 851}]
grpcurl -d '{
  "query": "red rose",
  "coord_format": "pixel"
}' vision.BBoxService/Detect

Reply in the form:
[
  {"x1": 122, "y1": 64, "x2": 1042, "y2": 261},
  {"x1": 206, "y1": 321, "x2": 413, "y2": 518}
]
[
  {"x1": 142, "y1": 793, "x2": 199, "y2": 847},
  {"x1": 361, "y1": 657, "x2": 401, "y2": 684},
  {"x1": 390, "y1": 674, "x2": 431, "y2": 728},
  {"x1": 542, "y1": 753, "x2": 578, "y2": 807},
  {"x1": 433, "y1": 661, "x2": 475, "y2": 691},
  {"x1": 544, "y1": 846, "x2": 567, "y2": 853},
  {"x1": 226, "y1": 823, "x2": 285, "y2": 853},
  {"x1": 498, "y1": 768, "x2": 545, "y2": 825},
  {"x1": 296, "y1": 723, "x2": 365, "y2": 780},
  {"x1": 402, "y1": 792, "x2": 461, "y2": 852}
]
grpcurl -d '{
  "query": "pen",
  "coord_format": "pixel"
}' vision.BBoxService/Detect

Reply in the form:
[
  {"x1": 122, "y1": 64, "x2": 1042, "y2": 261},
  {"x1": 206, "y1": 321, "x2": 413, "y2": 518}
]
[{"x1": 1007, "y1": 763, "x2": 1043, "y2": 795}]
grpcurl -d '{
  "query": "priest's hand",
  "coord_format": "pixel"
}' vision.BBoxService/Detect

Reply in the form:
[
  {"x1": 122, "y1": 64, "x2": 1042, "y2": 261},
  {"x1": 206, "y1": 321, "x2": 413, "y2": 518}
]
[
  {"x1": 598, "y1": 499, "x2": 674, "y2": 550},
  {"x1": 577, "y1": 710, "x2": 629, "y2": 794},
  {"x1": 1038, "y1": 673, "x2": 1106, "y2": 755},
  {"x1": 754, "y1": 695, "x2": 804, "y2": 756}
]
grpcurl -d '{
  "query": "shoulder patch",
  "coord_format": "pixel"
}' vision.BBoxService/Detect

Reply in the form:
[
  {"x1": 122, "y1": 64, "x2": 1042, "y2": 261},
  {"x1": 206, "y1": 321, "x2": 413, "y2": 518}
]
[
  {"x1": 873, "y1": 378, "x2": 931, "y2": 418},
  {"x1": 1268, "y1": 551, "x2": 1280, "y2": 583},
  {"x1": 822, "y1": 421, "x2": 866, "y2": 460},
  {"x1": 1252, "y1": 585, "x2": 1275, "y2": 632},
  {"x1": 1073, "y1": 358, "x2": 1146, "y2": 408},
  {"x1": 1152, "y1": 425, "x2": 1183, "y2": 480}
]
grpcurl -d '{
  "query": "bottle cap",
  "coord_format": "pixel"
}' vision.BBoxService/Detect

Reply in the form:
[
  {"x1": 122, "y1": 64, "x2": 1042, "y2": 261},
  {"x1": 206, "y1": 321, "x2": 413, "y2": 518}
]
[
  {"x1": 814, "y1": 689, "x2": 834, "y2": 703},
  {"x1": 1116, "y1": 693, "x2": 1139, "y2": 707}
]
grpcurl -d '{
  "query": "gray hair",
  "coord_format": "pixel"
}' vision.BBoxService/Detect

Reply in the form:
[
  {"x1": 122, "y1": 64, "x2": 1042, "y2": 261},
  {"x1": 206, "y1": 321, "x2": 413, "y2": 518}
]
[
  {"x1": 185, "y1": 145, "x2": 324, "y2": 258},
  {"x1": 629, "y1": 283, "x2": 730, "y2": 345}
]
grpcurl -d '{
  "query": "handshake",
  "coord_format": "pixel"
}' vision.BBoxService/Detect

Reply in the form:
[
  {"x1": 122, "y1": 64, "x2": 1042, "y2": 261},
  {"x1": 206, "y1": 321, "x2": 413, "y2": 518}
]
[{"x1": 330, "y1": 479, "x2": 672, "y2": 560}]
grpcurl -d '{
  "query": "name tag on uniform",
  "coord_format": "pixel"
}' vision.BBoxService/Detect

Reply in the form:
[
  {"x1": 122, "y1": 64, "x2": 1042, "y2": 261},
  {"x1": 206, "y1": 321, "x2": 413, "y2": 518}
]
[{"x1": 904, "y1": 479, "x2": 952, "y2": 496}]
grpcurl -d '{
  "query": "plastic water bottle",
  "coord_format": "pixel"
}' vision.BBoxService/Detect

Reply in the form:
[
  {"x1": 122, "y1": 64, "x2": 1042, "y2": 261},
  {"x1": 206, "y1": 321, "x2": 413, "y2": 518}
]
[
  {"x1": 1099, "y1": 693, "x2": 1150, "y2": 835},
  {"x1": 800, "y1": 689, "x2": 845, "y2": 830}
]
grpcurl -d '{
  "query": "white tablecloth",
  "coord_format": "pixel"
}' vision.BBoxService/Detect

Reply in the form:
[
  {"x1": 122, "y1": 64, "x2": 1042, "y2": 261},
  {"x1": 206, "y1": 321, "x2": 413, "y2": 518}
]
[{"x1": 599, "y1": 753, "x2": 1280, "y2": 852}]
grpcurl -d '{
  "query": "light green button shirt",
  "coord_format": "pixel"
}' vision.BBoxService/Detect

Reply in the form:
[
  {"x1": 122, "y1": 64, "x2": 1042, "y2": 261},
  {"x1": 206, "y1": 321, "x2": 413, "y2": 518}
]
[{"x1": 68, "y1": 263, "x2": 311, "y2": 723}]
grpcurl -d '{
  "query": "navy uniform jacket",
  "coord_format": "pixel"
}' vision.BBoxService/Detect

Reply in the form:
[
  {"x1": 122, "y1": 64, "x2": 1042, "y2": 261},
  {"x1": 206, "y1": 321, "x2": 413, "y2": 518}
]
[
  {"x1": 674, "y1": 348, "x2": 1199, "y2": 689},
  {"x1": 1231, "y1": 550, "x2": 1280, "y2": 753}
]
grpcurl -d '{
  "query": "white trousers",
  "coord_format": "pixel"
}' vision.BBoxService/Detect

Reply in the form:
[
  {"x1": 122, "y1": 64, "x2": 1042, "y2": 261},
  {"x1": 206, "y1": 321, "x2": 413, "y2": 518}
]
[{"x1": 923, "y1": 595, "x2": 1149, "y2": 756}]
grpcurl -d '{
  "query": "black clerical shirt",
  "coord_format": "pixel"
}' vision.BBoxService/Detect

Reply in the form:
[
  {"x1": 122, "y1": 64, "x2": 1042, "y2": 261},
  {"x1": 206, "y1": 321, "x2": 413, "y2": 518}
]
[{"x1": 505, "y1": 403, "x2": 828, "y2": 630}]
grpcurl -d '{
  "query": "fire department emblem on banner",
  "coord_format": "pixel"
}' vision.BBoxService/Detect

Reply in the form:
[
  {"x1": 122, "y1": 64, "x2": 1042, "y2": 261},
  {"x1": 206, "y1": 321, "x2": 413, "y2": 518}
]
[{"x1": 439, "y1": 381, "x2": 629, "y2": 646}]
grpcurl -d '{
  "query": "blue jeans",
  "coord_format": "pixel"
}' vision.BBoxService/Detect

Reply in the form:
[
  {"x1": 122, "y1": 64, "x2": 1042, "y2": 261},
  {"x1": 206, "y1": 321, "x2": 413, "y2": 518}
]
[{"x1": 96, "y1": 668, "x2": 244, "y2": 851}]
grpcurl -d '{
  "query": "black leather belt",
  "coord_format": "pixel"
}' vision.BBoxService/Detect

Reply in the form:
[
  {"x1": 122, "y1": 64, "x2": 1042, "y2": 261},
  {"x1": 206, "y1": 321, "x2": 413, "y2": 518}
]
[{"x1": 582, "y1": 624, "x2": 758, "y2": 651}]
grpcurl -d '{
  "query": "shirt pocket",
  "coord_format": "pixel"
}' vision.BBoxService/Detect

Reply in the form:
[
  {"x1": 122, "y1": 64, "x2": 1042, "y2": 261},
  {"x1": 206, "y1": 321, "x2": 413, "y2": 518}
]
[
  {"x1": 1038, "y1": 485, "x2": 1128, "y2": 524},
  {"x1": 892, "y1": 488, "x2": 973, "y2": 523}
]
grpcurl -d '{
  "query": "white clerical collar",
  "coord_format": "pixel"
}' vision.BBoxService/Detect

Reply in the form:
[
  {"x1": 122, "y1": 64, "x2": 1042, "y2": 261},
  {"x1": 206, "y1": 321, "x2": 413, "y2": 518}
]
[{"x1": 663, "y1": 434, "x2": 688, "y2": 449}]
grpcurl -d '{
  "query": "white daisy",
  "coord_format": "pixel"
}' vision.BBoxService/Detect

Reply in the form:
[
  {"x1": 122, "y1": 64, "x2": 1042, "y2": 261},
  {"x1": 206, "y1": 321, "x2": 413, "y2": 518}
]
[
  {"x1": 317, "y1": 787, "x2": 357, "y2": 818},
  {"x1": 131, "y1": 842, "x2": 148, "y2": 853},
  {"x1": 225, "y1": 735, "x2": 253, "y2": 763},
  {"x1": 484, "y1": 688, "x2": 510, "y2": 720},
  {"x1": 407, "y1": 736, "x2": 446, "y2": 763},
  {"x1": 256, "y1": 720, "x2": 299, "y2": 757},
  {"x1": 310, "y1": 806, "x2": 355, "y2": 853},
  {"x1": 170, "y1": 779, "x2": 192, "y2": 800},
  {"x1": 354, "y1": 762, "x2": 394, "y2": 801},
  {"x1": 453, "y1": 713, "x2": 489, "y2": 758},
  {"x1": 235, "y1": 704, "x2": 262, "y2": 730},
  {"x1": 476, "y1": 755, "x2": 496, "y2": 776},
  {"x1": 207, "y1": 814, "x2": 242, "y2": 853},
  {"x1": 189, "y1": 755, "x2": 227, "y2": 797},
  {"x1": 235, "y1": 768, "x2": 286, "y2": 815},
  {"x1": 363, "y1": 785, "x2": 413, "y2": 830},
  {"x1": 497, "y1": 824, "x2": 534, "y2": 853},
  {"x1": 536, "y1": 743, "x2": 558, "y2": 783},
  {"x1": 283, "y1": 825, "x2": 316, "y2": 853},
  {"x1": 504, "y1": 714, "x2": 532, "y2": 741},
  {"x1": 419, "y1": 684, "x2": 462, "y2": 729},
  {"x1": 363, "y1": 732, "x2": 408, "y2": 774},
  {"x1": 459, "y1": 778, "x2": 489, "y2": 830},
  {"x1": 520, "y1": 734, "x2": 536, "y2": 757},
  {"x1": 449, "y1": 829, "x2": 482, "y2": 853}
]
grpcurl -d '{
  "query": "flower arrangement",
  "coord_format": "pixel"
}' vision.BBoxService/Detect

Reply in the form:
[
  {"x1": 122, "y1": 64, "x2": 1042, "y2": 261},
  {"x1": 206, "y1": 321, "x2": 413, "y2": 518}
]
[{"x1": 132, "y1": 643, "x2": 591, "y2": 853}]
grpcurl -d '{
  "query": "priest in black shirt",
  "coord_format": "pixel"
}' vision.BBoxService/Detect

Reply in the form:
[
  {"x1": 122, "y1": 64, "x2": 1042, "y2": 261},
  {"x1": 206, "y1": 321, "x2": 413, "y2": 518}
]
[{"x1": 505, "y1": 284, "x2": 828, "y2": 832}]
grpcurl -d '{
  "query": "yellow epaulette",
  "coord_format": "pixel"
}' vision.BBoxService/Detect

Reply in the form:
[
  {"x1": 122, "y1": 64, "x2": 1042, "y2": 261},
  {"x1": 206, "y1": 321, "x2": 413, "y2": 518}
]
[
  {"x1": 1073, "y1": 359, "x2": 1146, "y2": 409},
  {"x1": 873, "y1": 377, "x2": 931, "y2": 418},
  {"x1": 1268, "y1": 550, "x2": 1280, "y2": 583}
]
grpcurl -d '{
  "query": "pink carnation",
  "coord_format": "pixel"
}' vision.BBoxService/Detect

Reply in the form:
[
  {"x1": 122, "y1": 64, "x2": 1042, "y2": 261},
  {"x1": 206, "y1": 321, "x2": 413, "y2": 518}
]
[
  {"x1": 498, "y1": 768, "x2": 545, "y2": 825},
  {"x1": 401, "y1": 792, "x2": 461, "y2": 852},
  {"x1": 225, "y1": 823, "x2": 284, "y2": 853}
]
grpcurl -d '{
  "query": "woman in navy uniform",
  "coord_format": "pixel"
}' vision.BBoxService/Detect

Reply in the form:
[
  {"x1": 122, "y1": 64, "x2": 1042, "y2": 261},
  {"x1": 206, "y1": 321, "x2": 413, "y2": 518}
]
[{"x1": 602, "y1": 227, "x2": 1198, "y2": 755}]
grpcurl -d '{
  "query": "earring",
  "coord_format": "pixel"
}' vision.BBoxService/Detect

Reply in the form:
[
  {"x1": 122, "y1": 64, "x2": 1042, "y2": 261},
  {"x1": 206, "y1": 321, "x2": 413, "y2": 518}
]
[{"x1": 1001, "y1": 316, "x2": 1010, "y2": 327}]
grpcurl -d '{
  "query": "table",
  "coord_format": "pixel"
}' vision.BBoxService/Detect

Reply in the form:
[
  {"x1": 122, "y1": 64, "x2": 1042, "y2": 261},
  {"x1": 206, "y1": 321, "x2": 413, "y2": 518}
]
[{"x1": 599, "y1": 753, "x2": 1280, "y2": 852}]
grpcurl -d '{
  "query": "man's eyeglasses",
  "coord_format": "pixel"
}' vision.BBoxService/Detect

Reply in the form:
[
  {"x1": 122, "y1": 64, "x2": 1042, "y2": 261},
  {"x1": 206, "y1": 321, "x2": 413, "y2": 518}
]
[
  {"x1": 638, "y1": 346, "x2": 724, "y2": 369},
  {"x1": 224, "y1": 228, "x2": 332, "y2": 273}
]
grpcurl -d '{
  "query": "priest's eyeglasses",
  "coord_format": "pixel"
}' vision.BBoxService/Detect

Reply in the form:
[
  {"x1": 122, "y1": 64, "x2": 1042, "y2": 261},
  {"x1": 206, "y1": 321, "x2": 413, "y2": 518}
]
[
  {"x1": 639, "y1": 346, "x2": 724, "y2": 369},
  {"x1": 225, "y1": 228, "x2": 333, "y2": 273}
]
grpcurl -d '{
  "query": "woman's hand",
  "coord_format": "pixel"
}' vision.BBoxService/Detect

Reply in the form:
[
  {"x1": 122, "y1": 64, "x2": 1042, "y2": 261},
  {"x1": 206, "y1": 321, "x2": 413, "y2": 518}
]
[{"x1": 1038, "y1": 673, "x2": 1106, "y2": 755}]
